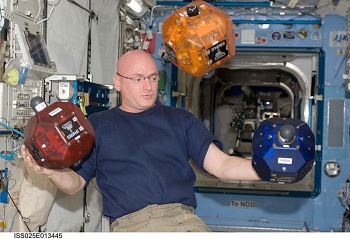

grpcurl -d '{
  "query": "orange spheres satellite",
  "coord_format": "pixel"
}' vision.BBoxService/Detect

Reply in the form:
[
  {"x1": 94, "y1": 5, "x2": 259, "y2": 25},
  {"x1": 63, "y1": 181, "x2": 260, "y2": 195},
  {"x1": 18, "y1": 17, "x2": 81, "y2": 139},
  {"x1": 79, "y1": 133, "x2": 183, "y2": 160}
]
[{"x1": 162, "y1": 0, "x2": 235, "y2": 78}]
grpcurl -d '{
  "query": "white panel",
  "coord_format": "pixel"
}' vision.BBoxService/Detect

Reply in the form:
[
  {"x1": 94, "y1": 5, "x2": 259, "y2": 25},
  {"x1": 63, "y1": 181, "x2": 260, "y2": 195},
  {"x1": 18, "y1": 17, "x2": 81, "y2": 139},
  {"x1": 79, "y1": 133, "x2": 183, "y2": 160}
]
[{"x1": 0, "y1": 83, "x2": 5, "y2": 120}]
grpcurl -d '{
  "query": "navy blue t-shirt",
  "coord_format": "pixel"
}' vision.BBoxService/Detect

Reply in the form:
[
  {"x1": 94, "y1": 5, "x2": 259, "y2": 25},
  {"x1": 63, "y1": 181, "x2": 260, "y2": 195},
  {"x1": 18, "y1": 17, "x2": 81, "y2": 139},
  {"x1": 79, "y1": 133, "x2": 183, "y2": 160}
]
[{"x1": 74, "y1": 100, "x2": 222, "y2": 221}]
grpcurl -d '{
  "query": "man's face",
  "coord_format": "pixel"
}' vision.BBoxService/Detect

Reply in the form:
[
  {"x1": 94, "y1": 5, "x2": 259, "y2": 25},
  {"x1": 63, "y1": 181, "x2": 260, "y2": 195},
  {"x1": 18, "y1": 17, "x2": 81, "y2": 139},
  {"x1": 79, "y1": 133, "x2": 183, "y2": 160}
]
[{"x1": 114, "y1": 57, "x2": 159, "y2": 113}]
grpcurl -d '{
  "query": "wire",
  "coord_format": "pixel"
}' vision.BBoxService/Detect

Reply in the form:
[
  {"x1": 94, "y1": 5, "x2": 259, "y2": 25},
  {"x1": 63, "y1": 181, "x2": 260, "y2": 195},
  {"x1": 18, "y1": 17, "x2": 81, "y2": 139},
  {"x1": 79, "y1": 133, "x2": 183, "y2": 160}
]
[
  {"x1": 151, "y1": 52, "x2": 171, "y2": 64},
  {"x1": 33, "y1": 0, "x2": 56, "y2": 25},
  {"x1": 149, "y1": 5, "x2": 161, "y2": 30},
  {"x1": 7, "y1": 179, "x2": 16, "y2": 190},
  {"x1": 0, "y1": 122, "x2": 23, "y2": 137},
  {"x1": 7, "y1": 191, "x2": 31, "y2": 232},
  {"x1": 0, "y1": 121, "x2": 23, "y2": 162},
  {"x1": 1, "y1": 167, "x2": 31, "y2": 231},
  {"x1": 10, "y1": 138, "x2": 25, "y2": 168},
  {"x1": 338, "y1": 176, "x2": 350, "y2": 231},
  {"x1": 342, "y1": 210, "x2": 350, "y2": 232},
  {"x1": 338, "y1": 178, "x2": 350, "y2": 210},
  {"x1": 8, "y1": 212, "x2": 18, "y2": 232}
]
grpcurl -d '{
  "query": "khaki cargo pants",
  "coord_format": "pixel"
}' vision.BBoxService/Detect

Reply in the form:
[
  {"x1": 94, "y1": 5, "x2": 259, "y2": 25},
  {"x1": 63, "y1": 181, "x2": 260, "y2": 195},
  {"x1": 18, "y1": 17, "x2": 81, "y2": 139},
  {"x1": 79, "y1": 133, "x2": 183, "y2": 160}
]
[{"x1": 111, "y1": 203, "x2": 211, "y2": 232}]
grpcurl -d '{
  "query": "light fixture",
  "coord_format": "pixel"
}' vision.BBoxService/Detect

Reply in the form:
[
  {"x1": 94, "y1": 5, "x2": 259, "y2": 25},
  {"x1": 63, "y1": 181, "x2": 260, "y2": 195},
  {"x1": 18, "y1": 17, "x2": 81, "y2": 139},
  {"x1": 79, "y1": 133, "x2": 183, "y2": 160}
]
[{"x1": 126, "y1": 0, "x2": 142, "y2": 14}]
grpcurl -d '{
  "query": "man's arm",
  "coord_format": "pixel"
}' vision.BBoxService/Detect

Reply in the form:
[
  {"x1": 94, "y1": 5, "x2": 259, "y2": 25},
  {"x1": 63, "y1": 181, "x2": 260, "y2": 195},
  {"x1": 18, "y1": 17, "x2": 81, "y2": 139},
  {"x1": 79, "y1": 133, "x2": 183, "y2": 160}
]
[
  {"x1": 203, "y1": 143, "x2": 260, "y2": 181},
  {"x1": 21, "y1": 145, "x2": 86, "y2": 195}
]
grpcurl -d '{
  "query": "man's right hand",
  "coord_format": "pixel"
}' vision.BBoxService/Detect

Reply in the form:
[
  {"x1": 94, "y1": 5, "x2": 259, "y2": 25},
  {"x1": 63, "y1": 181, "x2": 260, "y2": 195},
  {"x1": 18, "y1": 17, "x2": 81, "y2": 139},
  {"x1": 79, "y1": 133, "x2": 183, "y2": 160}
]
[{"x1": 21, "y1": 145, "x2": 56, "y2": 177}]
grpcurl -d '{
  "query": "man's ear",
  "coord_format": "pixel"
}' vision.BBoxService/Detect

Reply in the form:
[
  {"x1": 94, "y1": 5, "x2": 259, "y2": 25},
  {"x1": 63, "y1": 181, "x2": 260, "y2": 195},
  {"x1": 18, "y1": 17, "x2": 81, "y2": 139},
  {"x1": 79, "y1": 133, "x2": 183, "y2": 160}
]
[{"x1": 114, "y1": 74, "x2": 121, "y2": 91}]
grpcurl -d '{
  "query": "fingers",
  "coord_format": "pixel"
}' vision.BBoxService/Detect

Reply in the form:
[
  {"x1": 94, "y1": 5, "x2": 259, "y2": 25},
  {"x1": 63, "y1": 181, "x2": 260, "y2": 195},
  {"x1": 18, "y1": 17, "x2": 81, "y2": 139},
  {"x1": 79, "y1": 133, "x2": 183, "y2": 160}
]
[
  {"x1": 21, "y1": 144, "x2": 45, "y2": 174},
  {"x1": 21, "y1": 145, "x2": 60, "y2": 177},
  {"x1": 21, "y1": 145, "x2": 35, "y2": 165}
]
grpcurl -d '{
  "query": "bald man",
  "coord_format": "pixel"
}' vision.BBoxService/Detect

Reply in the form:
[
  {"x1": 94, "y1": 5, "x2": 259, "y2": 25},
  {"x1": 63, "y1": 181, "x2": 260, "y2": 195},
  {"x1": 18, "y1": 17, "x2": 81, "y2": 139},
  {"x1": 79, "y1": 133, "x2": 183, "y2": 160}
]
[{"x1": 21, "y1": 50, "x2": 259, "y2": 232}]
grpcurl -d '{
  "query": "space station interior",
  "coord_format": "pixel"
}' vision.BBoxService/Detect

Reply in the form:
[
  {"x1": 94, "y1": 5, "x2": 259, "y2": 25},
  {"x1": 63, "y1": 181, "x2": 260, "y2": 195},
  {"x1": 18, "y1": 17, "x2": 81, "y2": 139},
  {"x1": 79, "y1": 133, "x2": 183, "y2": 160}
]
[{"x1": 0, "y1": 0, "x2": 350, "y2": 233}]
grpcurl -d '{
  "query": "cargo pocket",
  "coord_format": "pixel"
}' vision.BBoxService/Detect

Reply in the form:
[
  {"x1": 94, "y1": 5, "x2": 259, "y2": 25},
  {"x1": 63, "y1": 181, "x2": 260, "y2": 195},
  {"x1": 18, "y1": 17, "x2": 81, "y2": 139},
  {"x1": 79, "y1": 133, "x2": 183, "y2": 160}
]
[{"x1": 174, "y1": 213, "x2": 211, "y2": 232}]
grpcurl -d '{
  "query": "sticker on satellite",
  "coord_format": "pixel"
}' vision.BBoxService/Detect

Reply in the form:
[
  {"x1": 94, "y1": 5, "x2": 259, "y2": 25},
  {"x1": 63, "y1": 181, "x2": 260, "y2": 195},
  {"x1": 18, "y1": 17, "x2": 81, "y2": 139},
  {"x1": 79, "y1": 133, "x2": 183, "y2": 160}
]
[
  {"x1": 284, "y1": 31, "x2": 295, "y2": 40},
  {"x1": 271, "y1": 31, "x2": 282, "y2": 42},
  {"x1": 59, "y1": 116, "x2": 83, "y2": 142},
  {"x1": 207, "y1": 40, "x2": 228, "y2": 65},
  {"x1": 164, "y1": 43, "x2": 178, "y2": 65}
]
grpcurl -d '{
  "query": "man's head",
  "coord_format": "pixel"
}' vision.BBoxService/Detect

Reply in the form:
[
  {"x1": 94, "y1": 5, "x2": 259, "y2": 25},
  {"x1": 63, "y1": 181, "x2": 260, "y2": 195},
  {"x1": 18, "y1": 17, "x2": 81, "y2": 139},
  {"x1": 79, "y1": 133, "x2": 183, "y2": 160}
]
[{"x1": 114, "y1": 50, "x2": 159, "y2": 113}]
